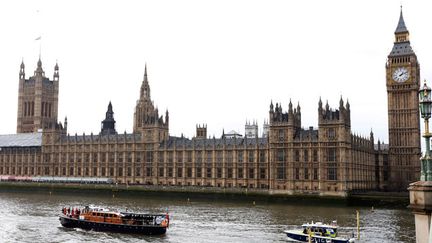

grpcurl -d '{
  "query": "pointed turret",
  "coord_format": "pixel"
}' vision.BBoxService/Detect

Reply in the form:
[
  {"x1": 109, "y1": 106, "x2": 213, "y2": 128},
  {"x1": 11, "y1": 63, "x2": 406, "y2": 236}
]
[
  {"x1": 288, "y1": 99, "x2": 293, "y2": 114},
  {"x1": 369, "y1": 129, "x2": 375, "y2": 149},
  {"x1": 19, "y1": 60, "x2": 25, "y2": 79},
  {"x1": 34, "y1": 57, "x2": 45, "y2": 76},
  {"x1": 165, "y1": 109, "x2": 169, "y2": 124},
  {"x1": 339, "y1": 96, "x2": 344, "y2": 108},
  {"x1": 53, "y1": 61, "x2": 59, "y2": 81},
  {"x1": 101, "y1": 101, "x2": 117, "y2": 135}
]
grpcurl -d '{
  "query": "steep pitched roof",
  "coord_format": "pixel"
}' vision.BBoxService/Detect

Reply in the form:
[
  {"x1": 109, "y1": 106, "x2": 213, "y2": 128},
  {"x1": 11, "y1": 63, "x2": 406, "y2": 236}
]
[
  {"x1": 162, "y1": 136, "x2": 268, "y2": 149},
  {"x1": 0, "y1": 133, "x2": 42, "y2": 147}
]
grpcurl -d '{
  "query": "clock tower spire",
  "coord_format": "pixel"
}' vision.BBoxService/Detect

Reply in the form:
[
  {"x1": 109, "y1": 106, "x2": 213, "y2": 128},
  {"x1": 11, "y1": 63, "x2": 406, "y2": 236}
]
[
  {"x1": 386, "y1": 7, "x2": 421, "y2": 190},
  {"x1": 395, "y1": 6, "x2": 408, "y2": 41}
]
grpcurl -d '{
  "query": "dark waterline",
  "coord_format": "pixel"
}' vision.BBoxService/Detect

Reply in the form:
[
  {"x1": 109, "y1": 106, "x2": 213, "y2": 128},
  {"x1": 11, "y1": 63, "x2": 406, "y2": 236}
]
[{"x1": 0, "y1": 190, "x2": 415, "y2": 242}]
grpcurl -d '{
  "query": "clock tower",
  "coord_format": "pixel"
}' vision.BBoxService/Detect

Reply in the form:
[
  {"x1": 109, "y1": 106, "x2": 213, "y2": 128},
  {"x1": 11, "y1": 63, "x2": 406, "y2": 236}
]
[{"x1": 386, "y1": 9, "x2": 421, "y2": 190}]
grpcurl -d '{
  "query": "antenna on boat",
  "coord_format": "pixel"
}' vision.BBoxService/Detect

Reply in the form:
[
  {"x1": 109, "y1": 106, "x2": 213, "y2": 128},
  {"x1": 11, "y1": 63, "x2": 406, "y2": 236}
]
[
  {"x1": 308, "y1": 231, "x2": 312, "y2": 243},
  {"x1": 356, "y1": 210, "x2": 360, "y2": 240}
]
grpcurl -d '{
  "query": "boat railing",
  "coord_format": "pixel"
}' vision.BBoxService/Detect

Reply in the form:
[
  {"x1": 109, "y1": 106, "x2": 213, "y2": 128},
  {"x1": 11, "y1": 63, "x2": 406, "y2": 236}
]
[
  {"x1": 61, "y1": 207, "x2": 169, "y2": 227},
  {"x1": 64, "y1": 212, "x2": 169, "y2": 227},
  {"x1": 121, "y1": 214, "x2": 169, "y2": 227},
  {"x1": 120, "y1": 217, "x2": 165, "y2": 226}
]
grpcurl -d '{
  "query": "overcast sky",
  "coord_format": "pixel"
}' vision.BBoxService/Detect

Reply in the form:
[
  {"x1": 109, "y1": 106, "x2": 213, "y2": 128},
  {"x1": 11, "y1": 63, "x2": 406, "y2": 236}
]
[{"x1": 1, "y1": 0, "x2": 431, "y2": 143}]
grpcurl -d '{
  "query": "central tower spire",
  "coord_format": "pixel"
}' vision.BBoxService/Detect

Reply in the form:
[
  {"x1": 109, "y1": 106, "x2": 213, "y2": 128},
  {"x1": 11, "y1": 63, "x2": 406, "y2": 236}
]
[
  {"x1": 133, "y1": 64, "x2": 169, "y2": 141},
  {"x1": 140, "y1": 64, "x2": 151, "y2": 99}
]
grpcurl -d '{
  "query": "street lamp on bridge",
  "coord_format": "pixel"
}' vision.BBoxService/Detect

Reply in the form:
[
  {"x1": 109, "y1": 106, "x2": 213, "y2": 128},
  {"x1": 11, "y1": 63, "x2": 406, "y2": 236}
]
[{"x1": 419, "y1": 80, "x2": 432, "y2": 181}]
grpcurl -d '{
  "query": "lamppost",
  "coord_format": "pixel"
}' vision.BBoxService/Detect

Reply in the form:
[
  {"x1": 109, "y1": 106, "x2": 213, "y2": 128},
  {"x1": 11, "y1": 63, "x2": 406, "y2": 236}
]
[
  {"x1": 419, "y1": 80, "x2": 432, "y2": 181},
  {"x1": 409, "y1": 80, "x2": 432, "y2": 243}
]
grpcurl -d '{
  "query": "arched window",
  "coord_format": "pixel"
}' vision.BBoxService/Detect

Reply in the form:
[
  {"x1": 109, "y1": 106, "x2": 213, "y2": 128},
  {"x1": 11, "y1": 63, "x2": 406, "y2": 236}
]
[
  {"x1": 44, "y1": 102, "x2": 48, "y2": 117},
  {"x1": 41, "y1": 102, "x2": 45, "y2": 116},
  {"x1": 48, "y1": 103, "x2": 52, "y2": 118}
]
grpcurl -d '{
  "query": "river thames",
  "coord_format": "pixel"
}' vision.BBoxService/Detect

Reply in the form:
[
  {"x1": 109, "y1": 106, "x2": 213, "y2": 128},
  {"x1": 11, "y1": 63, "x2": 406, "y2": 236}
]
[{"x1": 0, "y1": 190, "x2": 414, "y2": 243}]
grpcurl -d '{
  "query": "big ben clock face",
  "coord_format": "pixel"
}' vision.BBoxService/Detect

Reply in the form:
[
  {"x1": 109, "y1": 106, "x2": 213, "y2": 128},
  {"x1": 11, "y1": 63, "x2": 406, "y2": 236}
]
[{"x1": 392, "y1": 67, "x2": 410, "y2": 83}]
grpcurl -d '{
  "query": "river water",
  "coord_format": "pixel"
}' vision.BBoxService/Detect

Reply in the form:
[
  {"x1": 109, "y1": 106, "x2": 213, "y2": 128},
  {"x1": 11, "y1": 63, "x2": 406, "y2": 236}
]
[{"x1": 0, "y1": 190, "x2": 415, "y2": 243}]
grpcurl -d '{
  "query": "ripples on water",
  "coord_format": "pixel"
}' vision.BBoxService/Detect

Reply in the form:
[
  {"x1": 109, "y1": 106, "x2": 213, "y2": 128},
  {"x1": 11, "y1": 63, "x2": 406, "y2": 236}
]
[{"x1": 0, "y1": 191, "x2": 415, "y2": 243}]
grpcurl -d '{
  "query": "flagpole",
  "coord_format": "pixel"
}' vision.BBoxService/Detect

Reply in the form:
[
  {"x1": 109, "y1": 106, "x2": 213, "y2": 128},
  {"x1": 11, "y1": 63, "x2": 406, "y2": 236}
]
[
  {"x1": 35, "y1": 36, "x2": 42, "y2": 59},
  {"x1": 36, "y1": 9, "x2": 41, "y2": 59}
]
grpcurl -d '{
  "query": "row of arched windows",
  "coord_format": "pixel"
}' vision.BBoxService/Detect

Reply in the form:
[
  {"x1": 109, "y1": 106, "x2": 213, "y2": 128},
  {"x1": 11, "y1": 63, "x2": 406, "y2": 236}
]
[{"x1": 23, "y1": 101, "x2": 52, "y2": 117}]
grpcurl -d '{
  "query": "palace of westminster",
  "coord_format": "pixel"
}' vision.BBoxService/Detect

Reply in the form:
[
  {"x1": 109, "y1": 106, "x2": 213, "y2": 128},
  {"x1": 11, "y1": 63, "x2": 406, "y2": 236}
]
[{"x1": 0, "y1": 10, "x2": 422, "y2": 196}]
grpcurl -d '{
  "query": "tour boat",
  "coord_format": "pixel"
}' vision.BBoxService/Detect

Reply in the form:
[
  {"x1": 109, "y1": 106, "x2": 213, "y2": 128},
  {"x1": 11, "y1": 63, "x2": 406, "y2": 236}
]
[
  {"x1": 284, "y1": 221, "x2": 355, "y2": 243},
  {"x1": 59, "y1": 206, "x2": 169, "y2": 235}
]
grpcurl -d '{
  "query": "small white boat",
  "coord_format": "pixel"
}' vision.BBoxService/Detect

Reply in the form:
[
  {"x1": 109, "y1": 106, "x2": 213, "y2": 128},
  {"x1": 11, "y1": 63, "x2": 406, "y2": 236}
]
[{"x1": 284, "y1": 221, "x2": 355, "y2": 243}]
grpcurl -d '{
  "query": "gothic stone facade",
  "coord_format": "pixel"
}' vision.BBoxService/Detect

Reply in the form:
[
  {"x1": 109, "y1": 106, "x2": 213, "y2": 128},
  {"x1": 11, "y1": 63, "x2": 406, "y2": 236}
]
[
  {"x1": 0, "y1": 10, "x2": 420, "y2": 195},
  {"x1": 0, "y1": 63, "x2": 378, "y2": 197}
]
